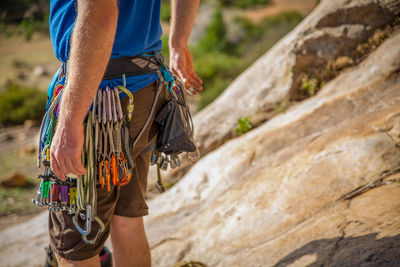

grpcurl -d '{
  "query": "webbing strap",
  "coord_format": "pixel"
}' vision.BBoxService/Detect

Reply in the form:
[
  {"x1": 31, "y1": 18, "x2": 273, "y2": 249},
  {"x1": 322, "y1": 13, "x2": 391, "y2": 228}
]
[
  {"x1": 131, "y1": 80, "x2": 165, "y2": 159},
  {"x1": 103, "y1": 55, "x2": 161, "y2": 80}
]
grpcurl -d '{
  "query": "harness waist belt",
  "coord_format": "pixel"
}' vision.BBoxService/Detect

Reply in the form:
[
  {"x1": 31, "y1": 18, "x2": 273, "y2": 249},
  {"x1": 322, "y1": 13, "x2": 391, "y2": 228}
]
[{"x1": 103, "y1": 54, "x2": 162, "y2": 80}]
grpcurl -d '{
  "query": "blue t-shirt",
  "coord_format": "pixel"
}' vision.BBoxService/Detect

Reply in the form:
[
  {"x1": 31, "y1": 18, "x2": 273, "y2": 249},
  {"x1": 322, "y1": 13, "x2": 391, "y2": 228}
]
[{"x1": 49, "y1": 0, "x2": 163, "y2": 92}]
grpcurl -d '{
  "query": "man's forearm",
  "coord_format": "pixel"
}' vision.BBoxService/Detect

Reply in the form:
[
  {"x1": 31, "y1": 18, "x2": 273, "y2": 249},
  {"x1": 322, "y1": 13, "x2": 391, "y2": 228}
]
[
  {"x1": 59, "y1": 0, "x2": 118, "y2": 125},
  {"x1": 169, "y1": 0, "x2": 200, "y2": 48}
]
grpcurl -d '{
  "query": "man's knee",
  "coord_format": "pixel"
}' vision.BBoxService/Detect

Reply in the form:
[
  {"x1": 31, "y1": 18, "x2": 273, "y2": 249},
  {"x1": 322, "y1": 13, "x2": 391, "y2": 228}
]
[
  {"x1": 111, "y1": 215, "x2": 145, "y2": 232},
  {"x1": 111, "y1": 215, "x2": 151, "y2": 267},
  {"x1": 55, "y1": 253, "x2": 100, "y2": 267}
]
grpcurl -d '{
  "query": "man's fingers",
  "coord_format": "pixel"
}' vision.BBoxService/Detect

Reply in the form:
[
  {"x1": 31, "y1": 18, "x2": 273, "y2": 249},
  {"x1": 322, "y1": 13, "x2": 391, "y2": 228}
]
[
  {"x1": 66, "y1": 157, "x2": 86, "y2": 177},
  {"x1": 176, "y1": 68, "x2": 190, "y2": 87},
  {"x1": 189, "y1": 77, "x2": 203, "y2": 91},
  {"x1": 50, "y1": 151, "x2": 66, "y2": 181},
  {"x1": 191, "y1": 72, "x2": 203, "y2": 85},
  {"x1": 55, "y1": 155, "x2": 68, "y2": 181},
  {"x1": 71, "y1": 157, "x2": 87, "y2": 175},
  {"x1": 186, "y1": 73, "x2": 202, "y2": 91}
]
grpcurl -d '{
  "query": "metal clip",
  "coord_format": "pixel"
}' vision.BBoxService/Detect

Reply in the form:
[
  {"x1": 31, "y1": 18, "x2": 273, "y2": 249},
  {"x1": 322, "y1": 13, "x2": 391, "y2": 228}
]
[
  {"x1": 161, "y1": 156, "x2": 169, "y2": 171},
  {"x1": 41, "y1": 180, "x2": 50, "y2": 199},
  {"x1": 82, "y1": 216, "x2": 105, "y2": 245},
  {"x1": 49, "y1": 183, "x2": 61, "y2": 211},
  {"x1": 68, "y1": 186, "x2": 77, "y2": 214},
  {"x1": 60, "y1": 185, "x2": 69, "y2": 211},
  {"x1": 72, "y1": 204, "x2": 92, "y2": 236}
]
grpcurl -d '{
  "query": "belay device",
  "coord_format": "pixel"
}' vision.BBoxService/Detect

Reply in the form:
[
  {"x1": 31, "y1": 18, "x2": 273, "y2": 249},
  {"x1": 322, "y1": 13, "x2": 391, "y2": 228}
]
[{"x1": 32, "y1": 53, "x2": 199, "y2": 244}]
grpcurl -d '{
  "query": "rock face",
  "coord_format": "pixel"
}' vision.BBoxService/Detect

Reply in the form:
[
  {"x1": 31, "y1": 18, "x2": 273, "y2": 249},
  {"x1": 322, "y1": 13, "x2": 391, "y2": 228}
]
[
  {"x1": 144, "y1": 1, "x2": 400, "y2": 265},
  {"x1": 146, "y1": 28, "x2": 400, "y2": 266},
  {"x1": 1, "y1": 0, "x2": 400, "y2": 266},
  {"x1": 193, "y1": 0, "x2": 400, "y2": 155}
]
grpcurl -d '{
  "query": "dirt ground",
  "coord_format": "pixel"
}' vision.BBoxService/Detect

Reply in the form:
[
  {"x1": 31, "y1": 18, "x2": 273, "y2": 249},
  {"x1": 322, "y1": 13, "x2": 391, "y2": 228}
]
[{"x1": 0, "y1": 124, "x2": 42, "y2": 231}]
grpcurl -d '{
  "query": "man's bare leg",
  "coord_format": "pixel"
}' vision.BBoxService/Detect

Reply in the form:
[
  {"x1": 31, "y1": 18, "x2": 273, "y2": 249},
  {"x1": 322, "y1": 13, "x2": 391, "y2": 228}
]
[
  {"x1": 55, "y1": 254, "x2": 100, "y2": 267},
  {"x1": 110, "y1": 215, "x2": 151, "y2": 267}
]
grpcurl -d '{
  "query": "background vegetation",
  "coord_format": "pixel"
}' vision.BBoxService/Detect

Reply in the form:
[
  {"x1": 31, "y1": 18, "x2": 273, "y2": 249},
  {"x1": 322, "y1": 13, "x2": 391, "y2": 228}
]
[
  {"x1": 0, "y1": 83, "x2": 46, "y2": 126},
  {"x1": 188, "y1": 9, "x2": 302, "y2": 109},
  {"x1": 0, "y1": 0, "x2": 50, "y2": 40}
]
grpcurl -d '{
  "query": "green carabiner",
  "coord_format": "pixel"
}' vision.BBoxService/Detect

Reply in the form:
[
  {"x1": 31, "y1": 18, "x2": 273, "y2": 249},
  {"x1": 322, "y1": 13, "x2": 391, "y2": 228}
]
[{"x1": 41, "y1": 180, "x2": 50, "y2": 198}]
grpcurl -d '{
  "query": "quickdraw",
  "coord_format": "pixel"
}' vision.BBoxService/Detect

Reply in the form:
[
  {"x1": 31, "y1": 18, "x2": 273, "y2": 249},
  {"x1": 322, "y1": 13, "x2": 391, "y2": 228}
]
[{"x1": 33, "y1": 67, "x2": 136, "y2": 244}]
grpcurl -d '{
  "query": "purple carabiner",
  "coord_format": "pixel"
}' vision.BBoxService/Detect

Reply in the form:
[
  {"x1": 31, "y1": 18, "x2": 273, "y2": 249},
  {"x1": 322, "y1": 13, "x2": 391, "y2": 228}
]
[{"x1": 60, "y1": 185, "x2": 69, "y2": 202}]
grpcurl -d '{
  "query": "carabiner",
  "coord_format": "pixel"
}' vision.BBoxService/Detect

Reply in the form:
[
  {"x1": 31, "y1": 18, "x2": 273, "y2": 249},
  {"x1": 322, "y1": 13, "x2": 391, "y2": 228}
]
[
  {"x1": 116, "y1": 85, "x2": 134, "y2": 121},
  {"x1": 72, "y1": 204, "x2": 92, "y2": 236},
  {"x1": 117, "y1": 154, "x2": 131, "y2": 186},
  {"x1": 82, "y1": 216, "x2": 105, "y2": 245},
  {"x1": 99, "y1": 161, "x2": 105, "y2": 189},
  {"x1": 105, "y1": 159, "x2": 111, "y2": 192}
]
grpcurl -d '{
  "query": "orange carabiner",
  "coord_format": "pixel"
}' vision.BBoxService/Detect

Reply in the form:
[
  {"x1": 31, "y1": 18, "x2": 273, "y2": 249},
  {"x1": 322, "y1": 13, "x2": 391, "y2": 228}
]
[
  {"x1": 99, "y1": 161, "x2": 105, "y2": 189},
  {"x1": 111, "y1": 154, "x2": 119, "y2": 185},
  {"x1": 118, "y1": 172, "x2": 131, "y2": 186},
  {"x1": 117, "y1": 154, "x2": 132, "y2": 186},
  {"x1": 105, "y1": 159, "x2": 111, "y2": 192}
]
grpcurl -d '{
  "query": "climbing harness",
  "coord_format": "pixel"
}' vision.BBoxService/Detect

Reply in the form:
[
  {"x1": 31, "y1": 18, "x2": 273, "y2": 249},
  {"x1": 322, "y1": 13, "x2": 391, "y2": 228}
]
[{"x1": 32, "y1": 51, "x2": 199, "y2": 243}]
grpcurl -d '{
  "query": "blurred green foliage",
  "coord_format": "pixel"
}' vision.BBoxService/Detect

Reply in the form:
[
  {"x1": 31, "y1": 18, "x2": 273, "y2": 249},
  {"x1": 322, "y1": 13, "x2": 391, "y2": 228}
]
[
  {"x1": 0, "y1": 0, "x2": 49, "y2": 40},
  {"x1": 193, "y1": 10, "x2": 303, "y2": 109},
  {"x1": 0, "y1": 83, "x2": 46, "y2": 126},
  {"x1": 219, "y1": 0, "x2": 271, "y2": 9},
  {"x1": 0, "y1": 0, "x2": 49, "y2": 24},
  {"x1": 197, "y1": 7, "x2": 230, "y2": 53},
  {"x1": 236, "y1": 116, "x2": 252, "y2": 136},
  {"x1": 160, "y1": 1, "x2": 171, "y2": 22}
]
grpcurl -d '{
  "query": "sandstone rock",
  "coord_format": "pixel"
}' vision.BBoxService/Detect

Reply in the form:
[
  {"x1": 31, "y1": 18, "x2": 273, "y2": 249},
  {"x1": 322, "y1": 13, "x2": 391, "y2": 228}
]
[
  {"x1": 193, "y1": 0, "x2": 400, "y2": 156},
  {"x1": 156, "y1": 0, "x2": 400, "y2": 194},
  {"x1": 144, "y1": 27, "x2": 400, "y2": 267}
]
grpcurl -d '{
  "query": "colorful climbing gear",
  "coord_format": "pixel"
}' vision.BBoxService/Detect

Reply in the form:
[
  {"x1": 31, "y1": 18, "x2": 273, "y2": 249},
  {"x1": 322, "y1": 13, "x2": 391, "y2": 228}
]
[{"x1": 33, "y1": 51, "x2": 200, "y2": 244}]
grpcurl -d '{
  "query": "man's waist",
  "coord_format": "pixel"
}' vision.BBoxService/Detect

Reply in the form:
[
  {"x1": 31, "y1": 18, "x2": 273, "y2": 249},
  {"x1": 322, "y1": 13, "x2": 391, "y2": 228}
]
[{"x1": 62, "y1": 51, "x2": 165, "y2": 80}]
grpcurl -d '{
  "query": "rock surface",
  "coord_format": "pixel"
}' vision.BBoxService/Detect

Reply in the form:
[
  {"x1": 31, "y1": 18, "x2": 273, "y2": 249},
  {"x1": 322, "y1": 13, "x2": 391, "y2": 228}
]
[
  {"x1": 145, "y1": 27, "x2": 400, "y2": 266},
  {"x1": 1, "y1": 1, "x2": 400, "y2": 266},
  {"x1": 193, "y1": 0, "x2": 400, "y2": 156}
]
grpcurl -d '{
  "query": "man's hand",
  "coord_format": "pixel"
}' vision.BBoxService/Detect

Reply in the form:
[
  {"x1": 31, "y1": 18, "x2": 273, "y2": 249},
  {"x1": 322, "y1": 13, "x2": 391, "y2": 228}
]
[
  {"x1": 169, "y1": 45, "x2": 203, "y2": 93},
  {"x1": 170, "y1": 0, "x2": 202, "y2": 93},
  {"x1": 50, "y1": 122, "x2": 86, "y2": 181}
]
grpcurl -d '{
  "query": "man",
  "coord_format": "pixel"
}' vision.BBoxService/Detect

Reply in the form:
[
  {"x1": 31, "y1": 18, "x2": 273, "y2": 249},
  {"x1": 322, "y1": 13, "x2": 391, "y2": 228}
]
[{"x1": 47, "y1": 0, "x2": 202, "y2": 266}]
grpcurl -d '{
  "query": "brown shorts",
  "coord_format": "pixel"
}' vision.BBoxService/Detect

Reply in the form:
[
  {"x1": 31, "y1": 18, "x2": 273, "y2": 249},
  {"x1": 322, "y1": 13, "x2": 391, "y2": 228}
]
[{"x1": 49, "y1": 81, "x2": 168, "y2": 261}]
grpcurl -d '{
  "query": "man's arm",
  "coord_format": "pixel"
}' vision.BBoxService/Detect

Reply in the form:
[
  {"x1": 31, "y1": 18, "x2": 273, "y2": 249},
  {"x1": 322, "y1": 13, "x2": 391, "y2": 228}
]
[
  {"x1": 169, "y1": 0, "x2": 203, "y2": 92},
  {"x1": 50, "y1": 0, "x2": 118, "y2": 180}
]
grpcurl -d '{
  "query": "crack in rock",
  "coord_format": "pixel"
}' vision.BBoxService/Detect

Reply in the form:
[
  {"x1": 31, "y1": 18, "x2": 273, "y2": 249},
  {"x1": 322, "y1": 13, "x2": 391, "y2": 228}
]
[
  {"x1": 338, "y1": 167, "x2": 400, "y2": 200},
  {"x1": 151, "y1": 237, "x2": 183, "y2": 250}
]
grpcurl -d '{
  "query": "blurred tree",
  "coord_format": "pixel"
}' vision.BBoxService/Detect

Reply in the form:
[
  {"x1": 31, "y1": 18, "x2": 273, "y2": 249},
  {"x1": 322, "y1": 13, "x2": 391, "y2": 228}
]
[
  {"x1": 0, "y1": 0, "x2": 49, "y2": 24},
  {"x1": 197, "y1": 6, "x2": 229, "y2": 52}
]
